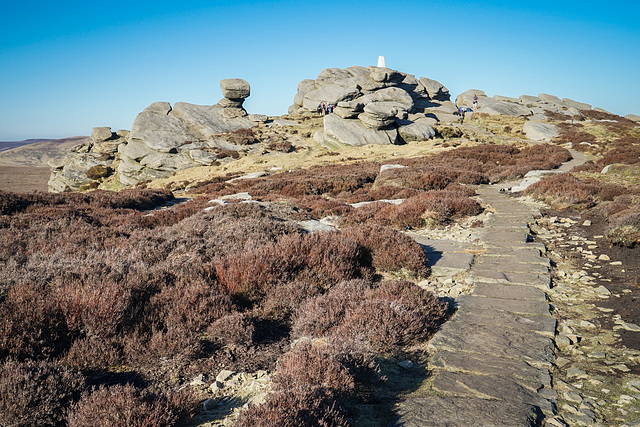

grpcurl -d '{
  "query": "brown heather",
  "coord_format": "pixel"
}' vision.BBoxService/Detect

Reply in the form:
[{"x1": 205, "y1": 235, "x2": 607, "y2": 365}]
[{"x1": 0, "y1": 142, "x2": 573, "y2": 424}]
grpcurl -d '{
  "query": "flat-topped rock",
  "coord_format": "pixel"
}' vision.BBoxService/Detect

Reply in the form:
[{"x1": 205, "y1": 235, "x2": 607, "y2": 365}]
[
  {"x1": 523, "y1": 121, "x2": 559, "y2": 141},
  {"x1": 220, "y1": 79, "x2": 250, "y2": 99}
]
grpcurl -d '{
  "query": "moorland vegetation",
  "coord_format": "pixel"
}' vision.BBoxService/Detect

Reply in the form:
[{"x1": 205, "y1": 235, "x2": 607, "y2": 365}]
[{"x1": 0, "y1": 140, "x2": 573, "y2": 425}]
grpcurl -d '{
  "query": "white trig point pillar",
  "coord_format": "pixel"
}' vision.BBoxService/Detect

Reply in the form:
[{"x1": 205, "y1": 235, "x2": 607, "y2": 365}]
[{"x1": 377, "y1": 55, "x2": 386, "y2": 68}]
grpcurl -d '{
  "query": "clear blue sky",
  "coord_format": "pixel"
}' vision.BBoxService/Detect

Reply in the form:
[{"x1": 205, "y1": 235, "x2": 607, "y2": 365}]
[{"x1": 1, "y1": 1, "x2": 638, "y2": 140}]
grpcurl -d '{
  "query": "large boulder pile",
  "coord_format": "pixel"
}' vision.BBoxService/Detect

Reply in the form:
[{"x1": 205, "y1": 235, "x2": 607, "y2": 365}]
[
  {"x1": 289, "y1": 66, "x2": 451, "y2": 146},
  {"x1": 48, "y1": 79, "x2": 264, "y2": 191}
]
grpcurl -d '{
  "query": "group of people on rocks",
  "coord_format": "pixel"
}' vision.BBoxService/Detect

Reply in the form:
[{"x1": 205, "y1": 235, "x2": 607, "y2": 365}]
[
  {"x1": 456, "y1": 94, "x2": 479, "y2": 123},
  {"x1": 316, "y1": 102, "x2": 334, "y2": 115}
]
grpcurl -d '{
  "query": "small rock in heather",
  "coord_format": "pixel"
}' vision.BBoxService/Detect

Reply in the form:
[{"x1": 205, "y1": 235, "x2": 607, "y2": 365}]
[
  {"x1": 190, "y1": 374, "x2": 206, "y2": 386},
  {"x1": 398, "y1": 360, "x2": 417, "y2": 369},
  {"x1": 216, "y1": 369, "x2": 236, "y2": 384},
  {"x1": 622, "y1": 322, "x2": 640, "y2": 332}
]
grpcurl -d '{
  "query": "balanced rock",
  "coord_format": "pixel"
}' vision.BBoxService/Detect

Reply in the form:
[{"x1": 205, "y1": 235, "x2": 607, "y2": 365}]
[
  {"x1": 220, "y1": 79, "x2": 250, "y2": 99},
  {"x1": 359, "y1": 102, "x2": 398, "y2": 129}
]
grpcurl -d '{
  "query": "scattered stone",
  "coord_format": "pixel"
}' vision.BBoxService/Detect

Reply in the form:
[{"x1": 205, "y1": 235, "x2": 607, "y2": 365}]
[
  {"x1": 567, "y1": 367, "x2": 588, "y2": 379},
  {"x1": 216, "y1": 369, "x2": 235, "y2": 384},
  {"x1": 190, "y1": 374, "x2": 206, "y2": 387},
  {"x1": 598, "y1": 254, "x2": 610, "y2": 261},
  {"x1": 610, "y1": 261, "x2": 623, "y2": 266},
  {"x1": 582, "y1": 220, "x2": 592, "y2": 227},
  {"x1": 564, "y1": 391, "x2": 583, "y2": 404},
  {"x1": 209, "y1": 381, "x2": 223, "y2": 393},
  {"x1": 622, "y1": 322, "x2": 640, "y2": 332},
  {"x1": 398, "y1": 360, "x2": 417, "y2": 370}
]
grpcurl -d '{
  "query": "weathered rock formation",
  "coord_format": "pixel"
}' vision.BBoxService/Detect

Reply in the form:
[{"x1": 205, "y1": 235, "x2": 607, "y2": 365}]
[
  {"x1": 49, "y1": 79, "x2": 261, "y2": 191},
  {"x1": 456, "y1": 90, "x2": 589, "y2": 119},
  {"x1": 48, "y1": 127, "x2": 127, "y2": 192},
  {"x1": 289, "y1": 66, "x2": 446, "y2": 146}
]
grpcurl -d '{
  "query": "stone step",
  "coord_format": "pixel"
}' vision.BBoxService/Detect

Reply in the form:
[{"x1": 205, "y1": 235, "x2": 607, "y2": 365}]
[
  {"x1": 429, "y1": 350, "x2": 551, "y2": 392},
  {"x1": 392, "y1": 396, "x2": 543, "y2": 427},
  {"x1": 476, "y1": 254, "x2": 551, "y2": 267},
  {"x1": 458, "y1": 294, "x2": 550, "y2": 316},
  {"x1": 431, "y1": 371, "x2": 555, "y2": 414},
  {"x1": 427, "y1": 322, "x2": 555, "y2": 368},
  {"x1": 452, "y1": 305, "x2": 556, "y2": 337},
  {"x1": 473, "y1": 258, "x2": 549, "y2": 274},
  {"x1": 473, "y1": 282, "x2": 548, "y2": 301},
  {"x1": 467, "y1": 270, "x2": 551, "y2": 289},
  {"x1": 482, "y1": 245, "x2": 545, "y2": 259}
]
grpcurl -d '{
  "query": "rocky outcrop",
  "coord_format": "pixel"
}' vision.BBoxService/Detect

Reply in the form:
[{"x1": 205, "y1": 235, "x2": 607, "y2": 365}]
[
  {"x1": 48, "y1": 127, "x2": 127, "y2": 192},
  {"x1": 290, "y1": 66, "x2": 442, "y2": 146},
  {"x1": 456, "y1": 90, "x2": 593, "y2": 119},
  {"x1": 625, "y1": 114, "x2": 640, "y2": 123},
  {"x1": 119, "y1": 92, "x2": 256, "y2": 186},
  {"x1": 49, "y1": 79, "x2": 259, "y2": 191}
]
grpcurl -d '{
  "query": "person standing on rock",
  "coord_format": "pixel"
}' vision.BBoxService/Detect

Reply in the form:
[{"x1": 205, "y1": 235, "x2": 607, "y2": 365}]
[{"x1": 473, "y1": 94, "x2": 478, "y2": 110}]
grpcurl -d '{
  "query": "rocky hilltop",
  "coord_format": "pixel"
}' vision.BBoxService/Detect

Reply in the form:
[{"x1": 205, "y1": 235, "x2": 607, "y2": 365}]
[
  {"x1": 47, "y1": 66, "x2": 640, "y2": 192},
  {"x1": 288, "y1": 66, "x2": 455, "y2": 146}
]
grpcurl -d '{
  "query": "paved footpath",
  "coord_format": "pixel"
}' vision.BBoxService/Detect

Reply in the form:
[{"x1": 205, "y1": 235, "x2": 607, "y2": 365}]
[{"x1": 395, "y1": 184, "x2": 559, "y2": 426}]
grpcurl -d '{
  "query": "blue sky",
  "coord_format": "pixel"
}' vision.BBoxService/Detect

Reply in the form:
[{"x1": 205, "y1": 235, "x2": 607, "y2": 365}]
[{"x1": 0, "y1": 1, "x2": 638, "y2": 140}]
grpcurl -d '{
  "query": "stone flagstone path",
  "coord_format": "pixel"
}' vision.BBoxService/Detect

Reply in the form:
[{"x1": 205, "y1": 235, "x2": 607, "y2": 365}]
[
  {"x1": 392, "y1": 149, "x2": 588, "y2": 426},
  {"x1": 394, "y1": 186, "x2": 561, "y2": 426}
]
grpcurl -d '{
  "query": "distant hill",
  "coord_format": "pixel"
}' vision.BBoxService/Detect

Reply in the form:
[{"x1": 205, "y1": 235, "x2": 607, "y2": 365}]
[
  {"x1": 0, "y1": 139, "x2": 50, "y2": 152},
  {"x1": 0, "y1": 136, "x2": 88, "y2": 167}
]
